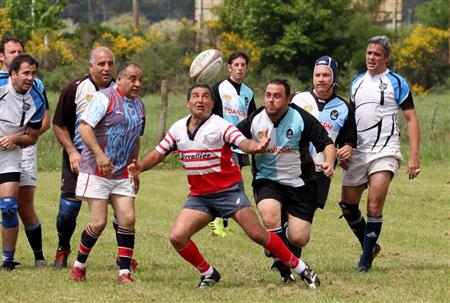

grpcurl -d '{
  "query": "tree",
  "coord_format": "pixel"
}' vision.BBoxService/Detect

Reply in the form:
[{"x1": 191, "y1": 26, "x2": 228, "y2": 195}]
[
  {"x1": 215, "y1": 0, "x2": 385, "y2": 82},
  {"x1": 0, "y1": 0, "x2": 68, "y2": 41},
  {"x1": 416, "y1": 0, "x2": 449, "y2": 30}
]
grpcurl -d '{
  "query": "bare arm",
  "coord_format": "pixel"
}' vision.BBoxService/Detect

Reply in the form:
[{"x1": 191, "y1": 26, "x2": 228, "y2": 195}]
[
  {"x1": 316, "y1": 144, "x2": 336, "y2": 177},
  {"x1": 237, "y1": 128, "x2": 270, "y2": 154},
  {"x1": 0, "y1": 127, "x2": 40, "y2": 149},
  {"x1": 79, "y1": 121, "x2": 112, "y2": 177},
  {"x1": 53, "y1": 124, "x2": 81, "y2": 174},
  {"x1": 39, "y1": 109, "x2": 51, "y2": 136},
  {"x1": 403, "y1": 109, "x2": 421, "y2": 179},
  {"x1": 128, "y1": 150, "x2": 166, "y2": 177}
]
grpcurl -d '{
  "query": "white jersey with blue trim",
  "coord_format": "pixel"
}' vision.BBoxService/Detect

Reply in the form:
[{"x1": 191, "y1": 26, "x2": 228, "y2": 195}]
[
  {"x1": 238, "y1": 105, "x2": 333, "y2": 188},
  {"x1": 0, "y1": 79, "x2": 45, "y2": 173},
  {"x1": 292, "y1": 91, "x2": 351, "y2": 168},
  {"x1": 350, "y1": 69, "x2": 409, "y2": 158}
]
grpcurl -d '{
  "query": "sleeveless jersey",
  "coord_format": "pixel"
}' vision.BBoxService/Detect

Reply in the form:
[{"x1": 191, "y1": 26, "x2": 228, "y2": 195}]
[
  {"x1": 156, "y1": 114, "x2": 246, "y2": 196},
  {"x1": 79, "y1": 86, "x2": 145, "y2": 179}
]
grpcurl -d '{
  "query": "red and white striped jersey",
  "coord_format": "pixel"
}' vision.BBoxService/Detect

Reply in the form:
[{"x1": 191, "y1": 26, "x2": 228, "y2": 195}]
[{"x1": 156, "y1": 114, "x2": 246, "y2": 195}]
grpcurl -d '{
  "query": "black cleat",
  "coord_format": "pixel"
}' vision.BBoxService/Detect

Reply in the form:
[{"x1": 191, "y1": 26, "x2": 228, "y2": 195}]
[
  {"x1": 198, "y1": 268, "x2": 221, "y2": 288},
  {"x1": 2, "y1": 261, "x2": 21, "y2": 271},
  {"x1": 299, "y1": 262, "x2": 320, "y2": 289},
  {"x1": 271, "y1": 260, "x2": 295, "y2": 283}
]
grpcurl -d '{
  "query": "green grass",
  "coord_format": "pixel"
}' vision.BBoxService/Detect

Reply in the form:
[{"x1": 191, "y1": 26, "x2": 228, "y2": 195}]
[{"x1": 2, "y1": 164, "x2": 449, "y2": 302}]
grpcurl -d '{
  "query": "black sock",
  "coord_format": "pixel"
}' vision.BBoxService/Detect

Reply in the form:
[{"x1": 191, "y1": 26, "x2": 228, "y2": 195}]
[
  {"x1": 360, "y1": 215, "x2": 382, "y2": 267},
  {"x1": 223, "y1": 217, "x2": 229, "y2": 229},
  {"x1": 56, "y1": 198, "x2": 81, "y2": 250},
  {"x1": 339, "y1": 201, "x2": 366, "y2": 248},
  {"x1": 76, "y1": 225, "x2": 100, "y2": 264},
  {"x1": 116, "y1": 226, "x2": 135, "y2": 270},
  {"x1": 24, "y1": 222, "x2": 44, "y2": 260}
]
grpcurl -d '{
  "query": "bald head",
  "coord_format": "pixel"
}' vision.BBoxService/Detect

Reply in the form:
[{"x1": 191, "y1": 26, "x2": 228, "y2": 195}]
[{"x1": 88, "y1": 47, "x2": 115, "y2": 88}]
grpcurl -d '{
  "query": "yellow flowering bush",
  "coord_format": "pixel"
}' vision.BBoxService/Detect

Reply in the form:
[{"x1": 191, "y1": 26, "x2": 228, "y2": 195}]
[
  {"x1": 0, "y1": 8, "x2": 12, "y2": 38},
  {"x1": 25, "y1": 33, "x2": 75, "y2": 67},
  {"x1": 96, "y1": 33, "x2": 145, "y2": 62},
  {"x1": 217, "y1": 32, "x2": 261, "y2": 67}
]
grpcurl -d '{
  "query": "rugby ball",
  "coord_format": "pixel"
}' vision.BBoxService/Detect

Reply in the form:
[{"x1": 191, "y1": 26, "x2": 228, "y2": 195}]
[{"x1": 190, "y1": 49, "x2": 223, "y2": 83}]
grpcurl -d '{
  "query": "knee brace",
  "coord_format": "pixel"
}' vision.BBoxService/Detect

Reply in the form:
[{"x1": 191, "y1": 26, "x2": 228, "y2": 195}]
[
  {"x1": 339, "y1": 201, "x2": 362, "y2": 221},
  {"x1": 57, "y1": 196, "x2": 81, "y2": 227},
  {"x1": 0, "y1": 197, "x2": 19, "y2": 228}
]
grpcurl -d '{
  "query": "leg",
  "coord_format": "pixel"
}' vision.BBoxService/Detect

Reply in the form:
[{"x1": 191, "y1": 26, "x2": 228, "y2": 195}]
[
  {"x1": 358, "y1": 171, "x2": 391, "y2": 271},
  {"x1": 110, "y1": 194, "x2": 136, "y2": 282},
  {"x1": 0, "y1": 180, "x2": 20, "y2": 270},
  {"x1": 286, "y1": 215, "x2": 311, "y2": 251},
  {"x1": 340, "y1": 185, "x2": 366, "y2": 248},
  {"x1": 18, "y1": 186, "x2": 46, "y2": 266}
]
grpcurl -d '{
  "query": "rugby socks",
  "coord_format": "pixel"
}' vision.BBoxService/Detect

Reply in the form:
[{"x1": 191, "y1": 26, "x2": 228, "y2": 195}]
[
  {"x1": 360, "y1": 215, "x2": 383, "y2": 267},
  {"x1": 176, "y1": 240, "x2": 211, "y2": 273},
  {"x1": 76, "y1": 225, "x2": 100, "y2": 265},
  {"x1": 24, "y1": 221, "x2": 44, "y2": 260},
  {"x1": 264, "y1": 231, "x2": 306, "y2": 273},
  {"x1": 339, "y1": 201, "x2": 366, "y2": 248},
  {"x1": 116, "y1": 226, "x2": 135, "y2": 271},
  {"x1": 2, "y1": 249, "x2": 15, "y2": 263}
]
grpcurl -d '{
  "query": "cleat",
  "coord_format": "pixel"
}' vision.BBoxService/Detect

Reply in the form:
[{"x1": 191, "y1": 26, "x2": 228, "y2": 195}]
[
  {"x1": 35, "y1": 259, "x2": 48, "y2": 269},
  {"x1": 357, "y1": 265, "x2": 369, "y2": 273},
  {"x1": 271, "y1": 260, "x2": 295, "y2": 283},
  {"x1": 116, "y1": 257, "x2": 138, "y2": 272},
  {"x1": 369, "y1": 243, "x2": 381, "y2": 268},
  {"x1": 209, "y1": 218, "x2": 226, "y2": 237},
  {"x1": 358, "y1": 243, "x2": 382, "y2": 272},
  {"x1": 299, "y1": 262, "x2": 320, "y2": 289},
  {"x1": 117, "y1": 272, "x2": 135, "y2": 284},
  {"x1": 54, "y1": 247, "x2": 71, "y2": 269},
  {"x1": 71, "y1": 265, "x2": 86, "y2": 281},
  {"x1": 2, "y1": 261, "x2": 21, "y2": 271},
  {"x1": 198, "y1": 268, "x2": 221, "y2": 288}
]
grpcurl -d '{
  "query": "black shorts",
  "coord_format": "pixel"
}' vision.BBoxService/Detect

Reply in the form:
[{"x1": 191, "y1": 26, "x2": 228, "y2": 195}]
[
  {"x1": 253, "y1": 179, "x2": 317, "y2": 223},
  {"x1": 0, "y1": 172, "x2": 21, "y2": 184},
  {"x1": 315, "y1": 172, "x2": 331, "y2": 209},
  {"x1": 60, "y1": 149, "x2": 80, "y2": 193}
]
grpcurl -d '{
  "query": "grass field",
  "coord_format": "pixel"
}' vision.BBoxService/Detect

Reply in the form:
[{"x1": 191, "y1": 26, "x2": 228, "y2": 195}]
[
  {"x1": 1, "y1": 164, "x2": 449, "y2": 302},
  {"x1": 1, "y1": 90, "x2": 449, "y2": 302}
]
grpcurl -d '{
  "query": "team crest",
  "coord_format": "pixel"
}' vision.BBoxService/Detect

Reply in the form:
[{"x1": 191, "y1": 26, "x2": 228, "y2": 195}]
[
  {"x1": 22, "y1": 103, "x2": 31, "y2": 111},
  {"x1": 379, "y1": 82, "x2": 388, "y2": 91},
  {"x1": 330, "y1": 110, "x2": 339, "y2": 120},
  {"x1": 257, "y1": 130, "x2": 266, "y2": 139},
  {"x1": 86, "y1": 94, "x2": 94, "y2": 102},
  {"x1": 286, "y1": 129, "x2": 293, "y2": 139},
  {"x1": 224, "y1": 95, "x2": 232, "y2": 103},
  {"x1": 244, "y1": 97, "x2": 249, "y2": 106},
  {"x1": 304, "y1": 104, "x2": 313, "y2": 113}
]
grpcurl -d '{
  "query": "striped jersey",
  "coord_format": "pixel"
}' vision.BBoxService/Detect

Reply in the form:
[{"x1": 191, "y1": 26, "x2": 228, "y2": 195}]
[
  {"x1": 79, "y1": 86, "x2": 145, "y2": 179},
  {"x1": 350, "y1": 69, "x2": 412, "y2": 158},
  {"x1": 52, "y1": 74, "x2": 114, "y2": 150},
  {"x1": 156, "y1": 114, "x2": 246, "y2": 195},
  {"x1": 238, "y1": 105, "x2": 333, "y2": 187},
  {"x1": 291, "y1": 90, "x2": 356, "y2": 168},
  {"x1": 0, "y1": 79, "x2": 45, "y2": 173}
]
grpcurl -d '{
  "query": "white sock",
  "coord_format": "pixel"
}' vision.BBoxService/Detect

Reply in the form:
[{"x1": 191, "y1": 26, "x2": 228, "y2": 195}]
[
  {"x1": 201, "y1": 266, "x2": 214, "y2": 277},
  {"x1": 119, "y1": 269, "x2": 131, "y2": 276},
  {"x1": 73, "y1": 260, "x2": 86, "y2": 268},
  {"x1": 292, "y1": 259, "x2": 306, "y2": 274}
]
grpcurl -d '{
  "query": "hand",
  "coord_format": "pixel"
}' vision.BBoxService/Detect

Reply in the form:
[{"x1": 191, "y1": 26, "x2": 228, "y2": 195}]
[
  {"x1": 406, "y1": 156, "x2": 421, "y2": 180},
  {"x1": 0, "y1": 135, "x2": 17, "y2": 150},
  {"x1": 96, "y1": 153, "x2": 113, "y2": 177},
  {"x1": 68, "y1": 150, "x2": 81, "y2": 174},
  {"x1": 127, "y1": 159, "x2": 141, "y2": 178},
  {"x1": 336, "y1": 145, "x2": 352, "y2": 161},
  {"x1": 316, "y1": 162, "x2": 335, "y2": 178},
  {"x1": 254, "y1": 128, "x2": 270, "y2": 153}
]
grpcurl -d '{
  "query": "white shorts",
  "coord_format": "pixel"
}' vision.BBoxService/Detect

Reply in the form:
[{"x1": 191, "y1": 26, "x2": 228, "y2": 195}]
[
  {"x1": 342, "y1": 150, "x2": 401, "y2": 186},
  {"x1": 75, "y1": 172, "x2": 136, "y2": 200},
  {"x1": 20, "y1": 145, "x2": 37, "y2": 187}
]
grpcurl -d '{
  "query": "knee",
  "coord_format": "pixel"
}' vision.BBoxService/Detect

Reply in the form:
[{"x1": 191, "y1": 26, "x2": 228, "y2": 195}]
[
  {"x1": 261, "y1": 215, "x2": 281, "y2": 230},
  {"x1": 367, "y1": 200, "x2": 383, "y2": 216},
  {"x1": 339, "y1": 201, "x2": 361, "y2": 219},
  {"x1": 120, "y1": 213, "x2": 135, "y2": 229},
  {"x1": 288, "y1": 233, "x2": 309, "y2": 248},
  {"x1": 90, "y1": 219, "x2": 107, "y2": 234},
  {"x1": 246, "y1": 228, "x2": 266, "y2": 246},
  {"x1": 57, "y1": 194, "x2": 81, "y2": 226},
  {"x1": 169, "y1": 229, "x2": 189, "y2": 249},
  {"x1": 0, "y1": 197, "x2": 19, "y2": 228}
]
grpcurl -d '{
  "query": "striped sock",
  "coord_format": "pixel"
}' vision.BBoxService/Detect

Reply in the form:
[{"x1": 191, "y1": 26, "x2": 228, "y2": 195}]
[
  {"x1": 117, "y1": 226, "x2": 135, "y2": 270},
  {"x1": 76, "y1": 225, "x2": 100, "y2": 264}
]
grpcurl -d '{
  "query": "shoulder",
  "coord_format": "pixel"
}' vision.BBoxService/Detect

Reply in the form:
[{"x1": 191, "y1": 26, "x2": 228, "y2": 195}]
[
  {"x1": 386, "y1": 70, "x2": 409, "y2": 87},
  {"x1": 350, "y1": 72, "x2": 365, "y2": 86}
]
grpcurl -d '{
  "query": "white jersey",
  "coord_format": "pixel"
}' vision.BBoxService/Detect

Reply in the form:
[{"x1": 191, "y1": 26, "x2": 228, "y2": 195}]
[
  {"x1": 0, "y1": 80, "x2": 45, "y2": 173},
  {"x1": 350, "y1": 69, "x2": 410, "y2": 159},
  {"x1": 156, "y1": 114, "x2": 246, "y2": 196}
]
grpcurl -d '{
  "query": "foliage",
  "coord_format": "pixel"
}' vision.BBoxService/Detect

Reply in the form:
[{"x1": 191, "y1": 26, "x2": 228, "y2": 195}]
[
  {"x1": 216, "y1": 32, "x2": 262, "y2": 67},
  {"x1": 215, "y1": 0, "x2": 385, "y2": 82},
  {"x1": 0, "y1": 7, "x2": 12, "y2": 38},
  {"x1": 415, "y1": 0, "x2": 449, "y2": 30},
  {"x1": 392, "y1": 24, "x2": 449, "y2": 91},
  {"x1": 95, "y1": 32, "x2": 146, "y2": 63},
  {"x1": 0, "y1": 0, "x2": 67, "y2": 41},
  {"x1": 25, "y1": 33, "x2": 75, "y2": 67},
  {"x1": 101, "y1": 12, "x2": 151, "y2": 36}
]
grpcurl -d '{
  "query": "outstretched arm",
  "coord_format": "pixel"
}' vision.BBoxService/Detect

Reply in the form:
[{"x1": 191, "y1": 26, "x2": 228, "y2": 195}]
[
  {"x1": 237, "y1": 128, "x2": 270, "y2": 154},
  {"x1": 128, "y1": 150, "x2": 166, "y2": 177}
]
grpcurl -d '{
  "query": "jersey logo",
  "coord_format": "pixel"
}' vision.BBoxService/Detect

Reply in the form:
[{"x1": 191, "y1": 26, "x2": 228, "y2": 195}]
[
  {"x1": 330, "y1": 110, "x2": 339, "y2": 120},
  {"x1": 286, "y1": 129, "x2": 293, "y2": 140},
  {"x1": 244, "y1": 97, "x2": 249, "y2": 106},
  {"x1": 303, "y1": 104, "x2": 313, "y2": 112},
  {"x1": 22, "y1": 102, "x2": 31, "y2": 111},
  {"x1": 379, "y1": 82, "x2": 387, "y2": 91},
  {"x1": 86, "y1": 94, "x2": 93, "y2": 102},
  {"x1": 224, "y1": 95, "x2": 232, "y2": 103}
]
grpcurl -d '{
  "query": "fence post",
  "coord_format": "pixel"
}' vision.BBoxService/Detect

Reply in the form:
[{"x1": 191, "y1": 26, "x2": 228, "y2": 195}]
[{"x1": 159, "y1": 80, "x2": 168, "y2": 141}]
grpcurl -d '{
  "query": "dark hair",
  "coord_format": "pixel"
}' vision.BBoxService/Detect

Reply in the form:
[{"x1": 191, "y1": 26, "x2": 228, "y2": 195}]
[
  {"x1": 187, "y1": 83, "x2": 214, "y2": 100},
  {"x1": 9, "y1": 54, "x2": 38, "y2": 74},
  {"x1": 0, "y1": 37, "x2": 24, "y2": 54},
  {"x1": 228, "y1": 51, "x2": 250, "y2": 65},
  {"x1": 116, "y1": 62, "x2": 141, "y2": 77},
  {"x1": 266, "y1": 79, "x2": 290, "y2": 97}
]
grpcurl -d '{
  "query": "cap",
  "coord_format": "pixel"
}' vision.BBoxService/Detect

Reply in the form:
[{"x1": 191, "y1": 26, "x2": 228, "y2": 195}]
[{"x1": 314, "y1": 56, "x2": 338, "y2": 86}]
